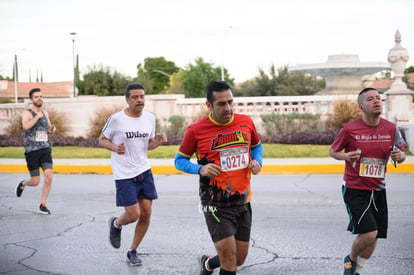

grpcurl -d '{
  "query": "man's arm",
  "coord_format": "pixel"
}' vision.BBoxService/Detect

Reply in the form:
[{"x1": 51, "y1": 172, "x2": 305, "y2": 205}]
[
  {"x1": 390, "y1": 146, "x2": 406, "y2": 164},
  {"x1": 174, "y1": 153, "x2": 202, "y2": 174},
  {"x1": 22, "y1": 110, "x2": 41, "y2": 130},
  {"x1": 43, "y1": 110, "x2": 56, "y2": 133},
  {"x1": 148, "y1": 133, "x2": 167, "y2": 150},
  {"x1": 98, "y1": 133, "x2": 125, "y2": 155},
  {"x1": 248, "y1": 143, "x2": 263, "y2": 175},
  {"x1": 329, "y1": 147, "x2": 361, "y2": 164},
  {"x1": 174, "y1": 153, "x2": 221, "y2": 177}
]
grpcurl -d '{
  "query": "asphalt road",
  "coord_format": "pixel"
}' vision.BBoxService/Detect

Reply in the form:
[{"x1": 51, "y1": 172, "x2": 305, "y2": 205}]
[{"x1": 1, "y1": 173, "x2": 413, "y2": 274}]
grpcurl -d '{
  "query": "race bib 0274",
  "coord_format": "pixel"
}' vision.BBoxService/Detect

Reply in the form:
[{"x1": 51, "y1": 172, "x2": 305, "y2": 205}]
[{"x1": 220, "y1": 146, "x2": 249, "y2": 172}]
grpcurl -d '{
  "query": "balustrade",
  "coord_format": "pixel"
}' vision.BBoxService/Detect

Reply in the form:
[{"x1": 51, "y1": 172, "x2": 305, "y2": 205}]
[{"x1": 0, "y1": 94, "x2": 390, "y2": 137}]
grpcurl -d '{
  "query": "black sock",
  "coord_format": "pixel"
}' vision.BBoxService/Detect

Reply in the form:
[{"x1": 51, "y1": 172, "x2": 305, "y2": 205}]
[
  {"x1": 219, "y1": 269, "x2": 236, "y2": 275},
  {"x1": 208, "y1": 255, "x2": 220, "y2": 269}
]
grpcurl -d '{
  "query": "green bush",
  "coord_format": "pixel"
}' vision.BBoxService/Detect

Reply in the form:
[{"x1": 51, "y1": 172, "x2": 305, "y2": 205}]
[
  {"x1": 166, "y1": 115, "x2": 187, "y2": 135},
  {"x1": 261, "y1": 112, "x2": 324, "y2": 135}
]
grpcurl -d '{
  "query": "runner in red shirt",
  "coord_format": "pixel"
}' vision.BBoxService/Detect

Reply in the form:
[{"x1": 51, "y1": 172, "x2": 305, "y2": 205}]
[
  {"x1": 175, "y1": 80, "x2": 263, "y2": 275},
  {"x1": 329, "y1": 88, "x2": 407, "y2": 275}
]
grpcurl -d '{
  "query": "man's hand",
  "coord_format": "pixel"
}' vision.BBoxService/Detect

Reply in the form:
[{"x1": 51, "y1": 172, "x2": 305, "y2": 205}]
[
  {"x1": 48, "y1": 125, "x2": 56, "y2": 134},
  {"x1": 248, "y1": 159, "x2": 261, "y2": 175},
  {"x1": 35, "y1": 111, "x2": 44, "y2": 119},
  {"x1": 390, "y1": 146, "x2": 405, "y2": 164},
  {"x1": 346, "y1": 149, "x2": 361, "y2": 164},
  {"x1": 199, "y1": 163, "x2": 222, "y2": 178},
  {"x1": 113, "y1": 142, "x2": 125, "y2": 155},
  {"x1": 155, "y1": 133, "x2": 168, "y2": 144}
]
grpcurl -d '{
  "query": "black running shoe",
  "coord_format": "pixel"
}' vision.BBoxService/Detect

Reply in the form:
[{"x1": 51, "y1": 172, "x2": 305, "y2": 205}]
[
  {"x1": 127, "y1": 250, "x2": 142, "y2": 266},
  {"x1": 199, "y1": 254, "x2": 213, "y2": 275},
  {"x1": 39, "y1": 204, "x2": 51, "y2": 215},
  {"x1": 109, "y1": 216, "x2": 121, "y2": 248},
  {"x1": 16, "y1": 177, "x2": 25, "y2": 197}
]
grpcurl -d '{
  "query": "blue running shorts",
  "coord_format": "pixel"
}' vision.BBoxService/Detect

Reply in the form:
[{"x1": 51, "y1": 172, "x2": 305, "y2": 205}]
[{"x1": 115, "y1": 169, "x2": 158, "y2": 207}]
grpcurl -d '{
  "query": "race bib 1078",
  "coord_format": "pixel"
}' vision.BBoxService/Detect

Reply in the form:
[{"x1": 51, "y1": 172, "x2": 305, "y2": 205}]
[{"x1": 359, "y1": 157, "x2": 385, "y2": 178}]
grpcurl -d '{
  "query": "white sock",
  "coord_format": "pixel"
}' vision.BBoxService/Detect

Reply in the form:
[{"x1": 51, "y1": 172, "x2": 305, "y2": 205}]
[
  {"x1": 113, "y1": 219, "x2": 122, "y2": 229},
  {"x1": 204, "y1": 258, "x2": 212, "y2": 271},
  {"x1": 356, "y1": 257, "x2": 367, "y2": 273}
]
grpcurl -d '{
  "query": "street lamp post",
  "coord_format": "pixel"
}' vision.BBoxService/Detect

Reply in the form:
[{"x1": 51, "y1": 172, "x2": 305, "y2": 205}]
[
  {"x1": 14, "y1": 54, "x2": 18, "y2": 104},
  {"x1": 70, "y1": 32, "x2": 77, "y2": 98},
  {"x1": 152, "y1": 69, "x2": 172, "y2": 77},
  {"x1": 220, "y1": 39, "x2": 224, "y2": 81}
]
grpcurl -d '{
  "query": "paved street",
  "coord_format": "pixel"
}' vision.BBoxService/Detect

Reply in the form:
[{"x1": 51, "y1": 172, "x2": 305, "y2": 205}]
[{"x1": 1, "y1": 173, "x2": 413, "y2": 274}]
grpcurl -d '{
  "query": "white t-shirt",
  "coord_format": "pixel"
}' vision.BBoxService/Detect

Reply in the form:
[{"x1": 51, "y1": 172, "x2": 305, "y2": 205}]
[{"x1": 102, "y1": 109, "x2": 155, "y2": 180}]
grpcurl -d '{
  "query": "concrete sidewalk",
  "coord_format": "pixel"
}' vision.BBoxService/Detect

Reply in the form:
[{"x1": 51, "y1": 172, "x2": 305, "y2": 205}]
[{"x1": 1, "y1": 157, "x2": 414, "y2": 174}]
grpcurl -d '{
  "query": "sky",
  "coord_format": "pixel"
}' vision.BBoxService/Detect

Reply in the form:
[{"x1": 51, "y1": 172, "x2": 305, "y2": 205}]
[{"x1": 1, "y1": 0, "x2": 413, "y2": 84}]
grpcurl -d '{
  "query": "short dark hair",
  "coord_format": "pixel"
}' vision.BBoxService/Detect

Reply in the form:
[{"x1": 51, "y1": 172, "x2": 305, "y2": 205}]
[
  {"x1": 29, "y1": 88, "x2": 41, "y2": 99},
  {"x1": 206, "y1": 80, "x2": 232, "y2": 104},
  {"x1": 125, "y1": 82, "x2": 145, "y2": 98},
  {"x1": 358, "y1": 87, "x2": 378, "y2": 104}
]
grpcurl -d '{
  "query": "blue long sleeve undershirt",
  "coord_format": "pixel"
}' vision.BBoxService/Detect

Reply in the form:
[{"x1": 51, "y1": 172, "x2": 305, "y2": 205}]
[
  {"x1": 174, "y1": 153, "x2": 202, "y2": 174},
  {"x1": 251, "y1": 143, "x2": 263, "y2": 166}
]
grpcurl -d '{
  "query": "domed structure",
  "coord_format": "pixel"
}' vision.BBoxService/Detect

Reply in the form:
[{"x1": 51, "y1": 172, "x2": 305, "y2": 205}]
[{"x1": 289, "y1": 54, "x2": 390, "y2": 94}]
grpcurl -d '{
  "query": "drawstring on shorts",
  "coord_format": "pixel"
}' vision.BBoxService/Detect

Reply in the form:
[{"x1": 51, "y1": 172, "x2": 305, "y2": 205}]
[{"x1": 357, "y1": 190, "x2": 378, "y2": 225}]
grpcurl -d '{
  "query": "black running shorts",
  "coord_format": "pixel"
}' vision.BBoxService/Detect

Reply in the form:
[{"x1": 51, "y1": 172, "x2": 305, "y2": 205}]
[
  {"x1": 25, "y1": 147, "x2": 53, "y2": 177},
  {"x1": 342, "y1": 186, "x2": 388, "y2": 238},
  {"x1": 203, "y1": 203, "x2": 252, "y2": 243}
]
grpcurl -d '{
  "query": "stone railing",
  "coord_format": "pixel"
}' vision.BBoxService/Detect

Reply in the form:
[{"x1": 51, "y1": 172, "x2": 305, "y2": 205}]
[{"x1": 0, "y1": 93, "x2": 394, "y2": 137}]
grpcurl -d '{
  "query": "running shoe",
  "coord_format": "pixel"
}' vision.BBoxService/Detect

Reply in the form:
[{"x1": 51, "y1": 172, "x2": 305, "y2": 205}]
[
  {"x1": 16, "y1": 177, "x2": 25, "y2": 197},
  {"x1": 108, "y1": 216, "x2": 121, "y2": 248},
  {"x1": 199, "y1": 254, "x2": 213, "y2": 275},
  {"x1": 127, "y1": 250, "x2": 142, "y2": 266},
  {"x1": 343, "y1": 254, "x2": 356, "y2": 275},
  {"x1": 39, "y1": 204, "x2": 51, "y2": 214}
]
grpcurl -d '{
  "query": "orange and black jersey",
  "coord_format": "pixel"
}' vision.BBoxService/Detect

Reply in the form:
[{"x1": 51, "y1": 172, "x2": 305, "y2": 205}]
[{"x1": 178, "y1": 113, "x2": 261, "y2": 207}]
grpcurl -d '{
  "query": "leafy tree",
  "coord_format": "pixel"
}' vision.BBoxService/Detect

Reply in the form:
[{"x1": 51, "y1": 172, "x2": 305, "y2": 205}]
[
  {"x1": 77, "y1": 65, "x2": 131, "y2": 96},
  {"x1": 0, "y1": 75, "x2": 12, "y2": 80},
  {"x1": 404, "y1": 66, "x2": 414, "y2": 91},
  {"x1": 405, "y1": 66, "x2": 414, "y2": 74},
  {"x1": 180, "y1": 57, "x2": 234, "y2": 98},
  {"x1": 168, "y1": 71, "x2": 186, "y2": 94},
  {"x1": 134, "y1": 66, "x2": 153, "y2": 94},
  {"x1": 236, "y1": 64, "x2": 325, "y2": 96},
  {"x1": 135, "y1": 57, "x2": 180, "y2": 94}
]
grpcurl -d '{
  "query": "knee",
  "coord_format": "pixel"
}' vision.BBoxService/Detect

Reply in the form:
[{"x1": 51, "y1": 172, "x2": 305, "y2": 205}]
[
  {"x1": 364, "y1": 230, "x2": 378, "y2": 243},
  {"x1": 128, "y1": 211, "x2": 140, "y2": 222},
  {"x1": 31, "y1": 178, "x2": 41, "y2": 186},
  {"x1": 140, "y1": 208, "x2": 152, "y2": 219},
  {"x1": 44, "y1": 171, "x2": 53, "y2": 184}
]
